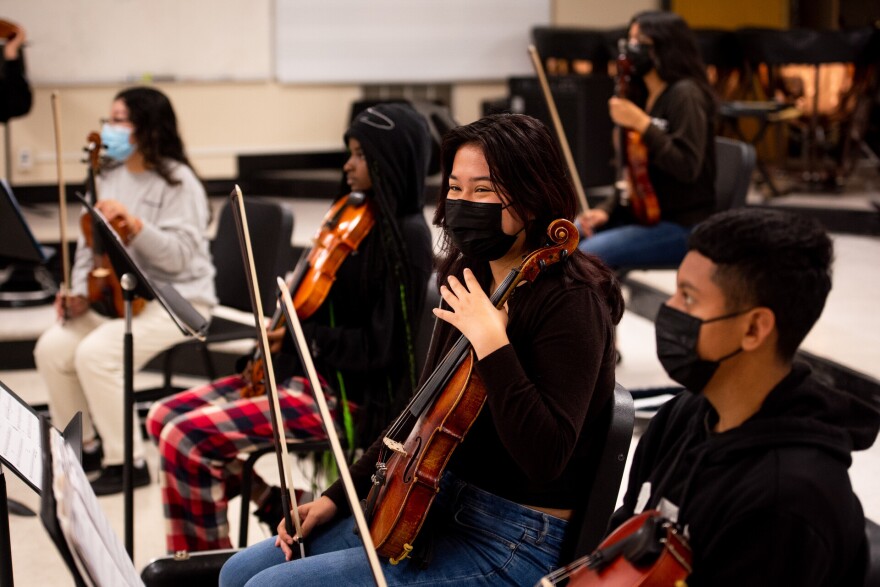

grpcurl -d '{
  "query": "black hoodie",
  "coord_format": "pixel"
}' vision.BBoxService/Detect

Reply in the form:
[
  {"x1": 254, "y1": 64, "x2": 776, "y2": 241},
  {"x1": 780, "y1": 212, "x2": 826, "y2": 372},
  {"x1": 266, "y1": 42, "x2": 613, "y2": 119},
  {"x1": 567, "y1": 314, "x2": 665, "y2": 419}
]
[
  {"x1": 610, "y1": 362, "x2": 880, "y2": 586},
  {"x1": 278, "y1": 103, "x2": 434, "y2": 447}
]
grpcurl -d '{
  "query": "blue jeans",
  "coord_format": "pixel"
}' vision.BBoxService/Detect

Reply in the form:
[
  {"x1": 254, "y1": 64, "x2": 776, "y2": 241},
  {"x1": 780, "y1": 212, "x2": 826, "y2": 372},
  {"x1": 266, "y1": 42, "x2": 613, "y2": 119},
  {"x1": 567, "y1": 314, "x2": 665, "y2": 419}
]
[
  {"x1": 578, "y1": 221, "x2": 691, "y2": 269},
  {"x1": 219, "y1": 472, "x2": 569, "y2": 587}
]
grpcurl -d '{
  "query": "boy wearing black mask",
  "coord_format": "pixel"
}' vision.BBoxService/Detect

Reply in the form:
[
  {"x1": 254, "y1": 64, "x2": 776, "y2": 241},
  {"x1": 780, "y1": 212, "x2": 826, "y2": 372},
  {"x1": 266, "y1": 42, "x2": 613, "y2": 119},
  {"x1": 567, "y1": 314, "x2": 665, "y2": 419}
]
[{"x1": 610, "y1": 208, "x2": 879, "y2": 585}]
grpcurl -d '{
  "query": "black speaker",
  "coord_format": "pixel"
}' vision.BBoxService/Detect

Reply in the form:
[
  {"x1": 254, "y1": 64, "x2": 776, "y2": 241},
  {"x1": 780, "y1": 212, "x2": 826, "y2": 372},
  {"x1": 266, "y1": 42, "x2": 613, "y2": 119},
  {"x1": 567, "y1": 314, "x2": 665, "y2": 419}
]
[{"x1": 507, "y1": 75, "x2": 616, "y2": 188}]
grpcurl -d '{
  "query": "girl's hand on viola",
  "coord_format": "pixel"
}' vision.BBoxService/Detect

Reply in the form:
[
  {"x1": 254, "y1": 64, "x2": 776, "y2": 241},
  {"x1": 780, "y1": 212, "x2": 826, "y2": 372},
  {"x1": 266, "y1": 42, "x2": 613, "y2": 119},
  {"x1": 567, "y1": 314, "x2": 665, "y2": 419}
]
[{"x1": 434, "y1": 268, "x2": 509, "y2": 360}]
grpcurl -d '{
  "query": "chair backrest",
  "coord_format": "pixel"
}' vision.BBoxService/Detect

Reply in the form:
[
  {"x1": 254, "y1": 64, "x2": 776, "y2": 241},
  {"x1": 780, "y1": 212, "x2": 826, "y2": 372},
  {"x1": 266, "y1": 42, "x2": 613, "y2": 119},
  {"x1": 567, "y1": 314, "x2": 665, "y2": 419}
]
[
  {"x1": 866, "y1": 518, "x2": 880, "y2": 587},
  {"x1": 569, "y1": 381, "x2": 635, "y2": 558},
  {"x1": 212, "y1": 197, "x2": 294, "y2": 315},
  {"x1": 414, "y1": 280, "x2": 441, "y2": 377},
  {"x1": 714, "y1": 136, "x2": 756, "y2": 213}
]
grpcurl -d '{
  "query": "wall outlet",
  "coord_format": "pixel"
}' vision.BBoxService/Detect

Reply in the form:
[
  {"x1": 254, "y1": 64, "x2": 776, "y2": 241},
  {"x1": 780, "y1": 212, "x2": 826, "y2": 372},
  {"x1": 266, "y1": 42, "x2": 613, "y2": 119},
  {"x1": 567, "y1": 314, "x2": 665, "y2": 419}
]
[{"x1": 18, "y1": 147, "x2": 33, "y2": 171}]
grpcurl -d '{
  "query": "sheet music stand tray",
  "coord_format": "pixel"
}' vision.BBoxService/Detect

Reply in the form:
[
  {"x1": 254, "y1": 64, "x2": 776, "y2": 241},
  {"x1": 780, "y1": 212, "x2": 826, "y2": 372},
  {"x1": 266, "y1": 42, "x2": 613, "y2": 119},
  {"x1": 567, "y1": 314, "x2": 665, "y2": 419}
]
[
  {"x1": 74, "y1": 193, "x2": 208, "y2": 559},
  {"x1": 0, "y1": 379, "x2": 82, "y2": 587}
]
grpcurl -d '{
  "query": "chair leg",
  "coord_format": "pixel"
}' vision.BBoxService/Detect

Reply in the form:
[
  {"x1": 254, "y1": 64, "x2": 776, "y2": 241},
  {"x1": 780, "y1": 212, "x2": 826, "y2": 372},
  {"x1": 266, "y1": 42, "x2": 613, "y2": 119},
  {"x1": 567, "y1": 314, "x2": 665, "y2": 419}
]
[
  {"x1": 238, "y1": 453, "x2": 259, "y2": 548},
  {"x1": 199, "y1": 342, "x2": 219, "y2": 381}
]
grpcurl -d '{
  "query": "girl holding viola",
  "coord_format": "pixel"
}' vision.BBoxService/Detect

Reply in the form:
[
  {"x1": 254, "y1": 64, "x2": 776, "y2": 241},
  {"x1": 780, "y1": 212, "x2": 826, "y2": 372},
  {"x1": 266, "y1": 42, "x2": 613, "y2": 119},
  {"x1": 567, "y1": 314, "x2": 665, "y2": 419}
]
[
  {"x1": 146, "y1": 103, "x2": 434, "y2": 554},
  {"x1": 578, "y1": 11, "x2": 717, "y2": 269},
  {"x1": 34, "y1": 86, "x2": 216, "y2": 496},
  {"x1": 220, "y1": 113, "x2": 624, "y2": 587}
]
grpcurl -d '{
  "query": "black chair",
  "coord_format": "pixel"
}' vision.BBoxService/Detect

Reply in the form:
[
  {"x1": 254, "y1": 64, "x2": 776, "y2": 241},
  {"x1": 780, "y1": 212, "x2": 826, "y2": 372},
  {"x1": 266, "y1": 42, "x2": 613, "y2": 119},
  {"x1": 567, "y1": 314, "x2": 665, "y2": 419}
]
[
  {"x1": 137, "y1": 197, "x2": 294, "y2": 406},
  {"x1": 236, "y1": 283, "x2": 442, "y2": 546},
  {"x1": 866, "y1": 517, "x2": 880, "y2": 587},
  {"x1": 618, "y1": 136, "x2": 755, "y2": 281},
  {"x1": 566, "y1": 382, "x2": 635, "y2": 558}
]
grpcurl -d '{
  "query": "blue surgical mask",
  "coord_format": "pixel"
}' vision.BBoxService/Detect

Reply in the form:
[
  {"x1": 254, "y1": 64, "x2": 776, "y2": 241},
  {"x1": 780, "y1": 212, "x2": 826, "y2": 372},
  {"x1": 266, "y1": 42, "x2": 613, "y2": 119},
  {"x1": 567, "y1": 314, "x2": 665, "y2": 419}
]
[{"x1": 100, "y1": 123, "x2": 136, "y2": 162}]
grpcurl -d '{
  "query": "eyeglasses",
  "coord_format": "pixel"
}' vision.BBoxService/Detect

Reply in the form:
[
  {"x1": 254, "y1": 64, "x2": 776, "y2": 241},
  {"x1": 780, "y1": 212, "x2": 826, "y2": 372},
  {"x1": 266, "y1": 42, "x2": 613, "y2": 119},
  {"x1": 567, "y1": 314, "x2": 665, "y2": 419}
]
[{"x1": 100, "y1": 117, "x2": 132, "y2": 125}]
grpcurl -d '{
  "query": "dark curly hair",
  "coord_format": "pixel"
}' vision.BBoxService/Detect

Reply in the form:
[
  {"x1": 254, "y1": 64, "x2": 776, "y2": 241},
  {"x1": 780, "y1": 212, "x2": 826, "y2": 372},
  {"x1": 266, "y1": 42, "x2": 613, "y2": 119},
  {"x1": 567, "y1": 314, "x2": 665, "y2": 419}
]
[{"x1": 688, "y1": 208, "x2": 833, "y2": 361}]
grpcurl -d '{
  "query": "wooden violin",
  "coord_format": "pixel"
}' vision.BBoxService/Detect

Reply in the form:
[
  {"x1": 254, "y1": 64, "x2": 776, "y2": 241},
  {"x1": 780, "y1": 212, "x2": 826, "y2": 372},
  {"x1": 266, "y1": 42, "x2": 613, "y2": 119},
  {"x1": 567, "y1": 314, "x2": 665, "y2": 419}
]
[
  {"x1": 615, "y1": 40, "x2": 661, "y2": 227},
  {"x1": 79, "y1": 132, "x2": 145, "y2": 318},
  {"x1": 365, "y1": 219, "x2": 579, "y2": 564},
  {"x1": 537, "y1": 510, "x2": 692, "y2": 587},
  {"x1": 240, "y1": 191, "x2": 375, "y2": 398}
]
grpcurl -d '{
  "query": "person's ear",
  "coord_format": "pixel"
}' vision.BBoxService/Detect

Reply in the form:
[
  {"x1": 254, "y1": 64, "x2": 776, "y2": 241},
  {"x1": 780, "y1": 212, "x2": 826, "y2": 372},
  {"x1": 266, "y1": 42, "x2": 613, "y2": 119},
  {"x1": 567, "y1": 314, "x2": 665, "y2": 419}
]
[{"x1": 741, "y1": 307, "x2": 776, "y2": 352}]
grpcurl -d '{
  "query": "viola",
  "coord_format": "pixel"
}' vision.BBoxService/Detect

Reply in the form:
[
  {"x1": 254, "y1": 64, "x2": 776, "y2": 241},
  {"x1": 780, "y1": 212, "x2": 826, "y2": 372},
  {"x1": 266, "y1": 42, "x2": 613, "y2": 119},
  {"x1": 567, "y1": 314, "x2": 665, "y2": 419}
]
[
  {"x1": 615, "y1": 40, "x2": 661, "y2": 227},
  {"x1": 365, "y1": 219, "x2": 579, "y2": 564},
  {"x1": 537, "y1": 510, "x2": 692, "y2": 587},
  {"x1": 240, "y1": 192, "x2": 375, "y2": 399},
  {"x1": 80, "y1": 132, "x2": 145, "y2": 318}
]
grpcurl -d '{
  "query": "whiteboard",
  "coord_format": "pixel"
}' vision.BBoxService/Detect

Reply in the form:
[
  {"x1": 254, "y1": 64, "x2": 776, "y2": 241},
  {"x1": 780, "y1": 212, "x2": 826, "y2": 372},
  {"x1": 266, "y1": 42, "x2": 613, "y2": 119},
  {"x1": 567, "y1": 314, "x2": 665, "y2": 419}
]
[
  {"x1": 2, "y1": 0, "x2": 271, "y2": 84},
  {"x1": 274, "y1": 0, "x2": 551, "y2": 83}
]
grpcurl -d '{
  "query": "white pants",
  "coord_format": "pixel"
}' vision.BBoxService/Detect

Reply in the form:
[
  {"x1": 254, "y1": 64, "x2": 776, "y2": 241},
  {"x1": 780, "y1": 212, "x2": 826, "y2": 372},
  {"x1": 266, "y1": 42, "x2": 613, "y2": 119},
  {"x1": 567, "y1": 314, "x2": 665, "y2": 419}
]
[{"x1": 33, "y1": 300, "x2": 209, "y2": 465}]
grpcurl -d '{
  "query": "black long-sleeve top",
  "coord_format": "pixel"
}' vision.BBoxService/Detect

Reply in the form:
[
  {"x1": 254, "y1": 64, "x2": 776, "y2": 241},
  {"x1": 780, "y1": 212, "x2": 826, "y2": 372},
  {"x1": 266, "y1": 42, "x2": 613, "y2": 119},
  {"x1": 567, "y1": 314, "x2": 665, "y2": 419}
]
[
  {"x1": 324, "y1": 254, "x2": 619, "y2": 512},
  {"x1": 0, "y1": 55, "x2": 32, "y2": 122},
  {"x1": 600, "y1": 78, "x2": 716, "y2": 227}
]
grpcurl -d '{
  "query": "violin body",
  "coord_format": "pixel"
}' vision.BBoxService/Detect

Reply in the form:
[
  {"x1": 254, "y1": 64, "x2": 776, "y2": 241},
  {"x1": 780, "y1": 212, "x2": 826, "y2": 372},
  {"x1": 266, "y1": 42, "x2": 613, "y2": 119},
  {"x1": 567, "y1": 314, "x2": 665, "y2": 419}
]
[
  {"x1": 81, "y1": 131, "x2": 145, "y2": 319},
  {"x1": 369, "y1": 353, "x2": 487, "y2": 561},
  {"x1": 615, "y1": 44, "x2": 661, "y2": 227},
  {"x1": 538, "y1": 510, "x2": 692, "y2": 587},
  {"x1": 239, "y1": 193, "x2": 375, "y2": 399}
]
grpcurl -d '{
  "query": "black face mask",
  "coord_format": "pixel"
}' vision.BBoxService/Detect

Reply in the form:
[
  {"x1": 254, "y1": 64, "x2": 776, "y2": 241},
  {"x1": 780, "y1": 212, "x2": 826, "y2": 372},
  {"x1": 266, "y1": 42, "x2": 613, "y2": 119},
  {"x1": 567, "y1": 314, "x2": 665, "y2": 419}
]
[
  {"x1": 625, "y1": 43, "x2": 655, "y2": 78},
  {"x1": 444, "y1": 199, "x2": 518, "y2": 262},
  {"x1": 655, "y1": 304, "x2": 748, "y2": 393}
]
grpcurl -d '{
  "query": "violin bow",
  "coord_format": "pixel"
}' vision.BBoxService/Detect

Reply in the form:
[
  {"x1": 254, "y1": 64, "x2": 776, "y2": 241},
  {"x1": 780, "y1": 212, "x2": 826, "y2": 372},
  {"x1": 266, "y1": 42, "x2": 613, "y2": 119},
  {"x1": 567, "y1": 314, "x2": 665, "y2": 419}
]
[
  {"x1": 527, "y1": 45, "x2": 591, "y2": 213},
  {"x1": 229, "y1": 185, "x2": 305, "y2": 559},
  {"x1": 50, "y1": 91, "x2": 72, "y2": 319},
  {"x1": 276, "y1": 276, "x2": 388, "y2": 587}
]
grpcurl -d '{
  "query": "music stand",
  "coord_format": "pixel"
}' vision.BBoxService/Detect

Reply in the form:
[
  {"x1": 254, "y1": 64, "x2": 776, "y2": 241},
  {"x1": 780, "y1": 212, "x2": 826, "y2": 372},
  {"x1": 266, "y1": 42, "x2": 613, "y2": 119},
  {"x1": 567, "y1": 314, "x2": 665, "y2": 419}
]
[
  {"x1": 0, "y1": 179, "x2": 56, "y2": 307},
  {"x1": 0, "y1": 379, "x2": 82, "y2": 587},
  {"x1": 73, "y1": 193, "x2": 208, "y2": 559},
  {"x1": 39, "y1": 415, "x2": 144, "y2": 587}
]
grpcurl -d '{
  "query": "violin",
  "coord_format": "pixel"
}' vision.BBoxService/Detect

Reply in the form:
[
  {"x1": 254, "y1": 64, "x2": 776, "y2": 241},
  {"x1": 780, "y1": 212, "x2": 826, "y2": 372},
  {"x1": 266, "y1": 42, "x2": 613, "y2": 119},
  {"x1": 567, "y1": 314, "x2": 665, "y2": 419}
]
[
  {"x1": 365, "y1": 219, "x2": 579, "y2": 564},
  {"x1": 615, "y1": 40, "x2": 661, "y2": 227},
  {"x1": 537, "y1": 510, "x2": 692, "y2": 587},
  {"x1": 80, "y1": 132, "x2": 145, "y2": 318},
  {"x1": 240, "y1": 192, "x2": 375, "y2": 399}
]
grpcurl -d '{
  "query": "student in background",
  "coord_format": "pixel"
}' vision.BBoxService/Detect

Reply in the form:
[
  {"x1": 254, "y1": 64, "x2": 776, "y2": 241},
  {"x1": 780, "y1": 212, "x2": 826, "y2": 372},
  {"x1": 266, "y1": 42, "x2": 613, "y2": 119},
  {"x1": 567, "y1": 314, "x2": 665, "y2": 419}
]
[
  {"x1": 146, "y1": 103, "x2": 434, "y2": 554},
  {"x1": 34, "y1": 86, "x2": 216, "y2": 496},
  {"x1": 578, "y1": 11, "x2": 717, "y2": 269}
]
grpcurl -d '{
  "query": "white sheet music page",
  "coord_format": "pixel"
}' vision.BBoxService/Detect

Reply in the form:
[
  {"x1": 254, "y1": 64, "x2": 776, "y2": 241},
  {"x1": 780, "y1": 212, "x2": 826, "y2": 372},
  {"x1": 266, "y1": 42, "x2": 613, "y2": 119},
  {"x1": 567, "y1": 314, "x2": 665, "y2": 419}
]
[
  {"x1": 0, "y1": 380, "x2": 42, "y2": 490},
  {"x1": 50, "y1": 430, "x2": 144, "y2": 587}
]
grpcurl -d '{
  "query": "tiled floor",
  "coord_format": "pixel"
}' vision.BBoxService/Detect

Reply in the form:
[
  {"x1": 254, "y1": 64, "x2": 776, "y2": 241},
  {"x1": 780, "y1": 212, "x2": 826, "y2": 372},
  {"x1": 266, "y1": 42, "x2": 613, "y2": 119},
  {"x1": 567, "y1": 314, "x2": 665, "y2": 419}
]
[{"x1": 2, "y1": 190, "x2": 879, "y2": 585}]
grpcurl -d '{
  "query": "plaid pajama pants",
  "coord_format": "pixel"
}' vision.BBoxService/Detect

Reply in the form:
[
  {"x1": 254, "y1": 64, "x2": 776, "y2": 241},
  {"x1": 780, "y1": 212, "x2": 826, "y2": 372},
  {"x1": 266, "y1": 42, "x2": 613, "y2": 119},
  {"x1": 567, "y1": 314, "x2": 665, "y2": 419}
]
[{"x1": 146, "y1": 374, "x2": 341, "y2": 553}]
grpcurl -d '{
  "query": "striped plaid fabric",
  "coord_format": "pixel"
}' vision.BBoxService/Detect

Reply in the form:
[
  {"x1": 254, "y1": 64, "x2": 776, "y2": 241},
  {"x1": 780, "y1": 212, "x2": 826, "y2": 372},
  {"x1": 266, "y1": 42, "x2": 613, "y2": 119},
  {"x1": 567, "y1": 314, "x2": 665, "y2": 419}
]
[{"x1": 146, "y1": 374, "x2": 342, "y2": 553}]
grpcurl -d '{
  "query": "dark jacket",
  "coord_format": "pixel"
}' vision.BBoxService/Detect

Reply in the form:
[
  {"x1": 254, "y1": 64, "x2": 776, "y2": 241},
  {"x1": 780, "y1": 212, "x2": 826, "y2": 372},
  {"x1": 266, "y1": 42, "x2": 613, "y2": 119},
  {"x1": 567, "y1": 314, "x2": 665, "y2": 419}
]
[{"x1": 610, "y1": 363, "x2": 880, "y2": 586}]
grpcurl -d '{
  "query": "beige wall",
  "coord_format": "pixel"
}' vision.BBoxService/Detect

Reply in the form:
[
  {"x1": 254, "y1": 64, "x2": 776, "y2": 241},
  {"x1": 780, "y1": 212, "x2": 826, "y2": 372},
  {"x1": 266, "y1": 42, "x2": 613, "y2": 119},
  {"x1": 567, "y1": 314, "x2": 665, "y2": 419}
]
[{"x1": 4, "y1": 0, "x2": 656, "y2": 187}]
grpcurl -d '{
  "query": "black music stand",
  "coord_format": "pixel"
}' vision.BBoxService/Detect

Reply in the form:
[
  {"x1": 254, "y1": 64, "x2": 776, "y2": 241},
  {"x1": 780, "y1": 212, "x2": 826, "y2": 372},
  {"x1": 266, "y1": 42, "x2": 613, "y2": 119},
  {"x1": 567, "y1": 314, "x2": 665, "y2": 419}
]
[
  {"x1": 74, "y1": 193, "x2": 208, "y2": 560},
  {"x1": 39, "y1": 414, "x2": 144, "y2": 587},
  {"x1": 0, "y1": 179, "x2": 56, "y2": 307},
  {"x1": 0, "y1": 379, "x2": 82, "y2": 587}
]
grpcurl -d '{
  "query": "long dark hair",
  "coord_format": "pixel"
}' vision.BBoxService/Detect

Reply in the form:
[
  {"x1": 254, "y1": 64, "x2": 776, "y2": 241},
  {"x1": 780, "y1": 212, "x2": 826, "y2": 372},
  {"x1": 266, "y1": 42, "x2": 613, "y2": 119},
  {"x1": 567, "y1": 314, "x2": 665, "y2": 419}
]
[
  {"x1": 433, "y1": 113, "x2": 623, "y2": 320},
  {"x1": 115, "y1": 86, "x2": 195, "y2": 185},
  {"x1": 632, "y1": 11, "x2": 717, "y2": 115}
]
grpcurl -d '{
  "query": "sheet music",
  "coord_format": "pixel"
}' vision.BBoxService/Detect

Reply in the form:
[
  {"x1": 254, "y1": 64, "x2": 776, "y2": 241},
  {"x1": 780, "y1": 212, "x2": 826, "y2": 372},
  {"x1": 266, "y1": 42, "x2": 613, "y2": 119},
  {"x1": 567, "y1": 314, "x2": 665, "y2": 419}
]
[
  {"x1": 49, "y1": 429, "x2": 144, "y2": 587},
  {"x1": 0, "y1": 380, "x2": 42, "y2": 491}
]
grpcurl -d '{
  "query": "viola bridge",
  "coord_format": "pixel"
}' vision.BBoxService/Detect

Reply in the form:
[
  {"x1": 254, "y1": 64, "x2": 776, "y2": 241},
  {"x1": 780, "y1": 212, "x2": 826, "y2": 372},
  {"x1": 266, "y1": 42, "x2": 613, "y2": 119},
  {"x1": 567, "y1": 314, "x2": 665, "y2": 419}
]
[{"x1": 383, "y1": 437, "x2": 407, "y2": 456}]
